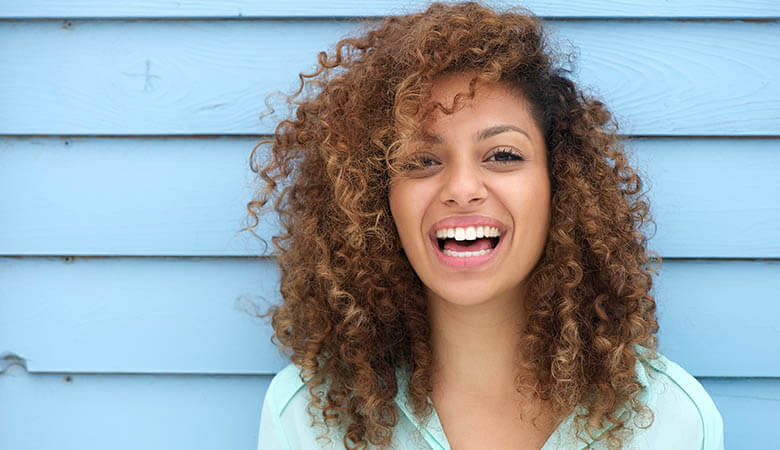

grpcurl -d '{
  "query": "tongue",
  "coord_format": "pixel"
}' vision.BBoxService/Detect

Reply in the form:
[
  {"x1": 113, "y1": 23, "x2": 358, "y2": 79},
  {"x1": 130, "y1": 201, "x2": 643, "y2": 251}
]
[{"x1": 443, "y1": 238, "x2": 493, "y2": 252}]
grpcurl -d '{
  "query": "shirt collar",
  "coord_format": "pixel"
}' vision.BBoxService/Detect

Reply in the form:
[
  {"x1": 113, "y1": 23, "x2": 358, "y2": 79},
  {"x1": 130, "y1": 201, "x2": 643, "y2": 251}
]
[
  {"x1": 393, "y1": 353, "x2": 653, "y2": 450},
  {"x1": 394, "y1": 368, "x2": 451, "y2": 449},
  {"x1": 543, "y1": 355, "x2": 655, "y2": 449}
]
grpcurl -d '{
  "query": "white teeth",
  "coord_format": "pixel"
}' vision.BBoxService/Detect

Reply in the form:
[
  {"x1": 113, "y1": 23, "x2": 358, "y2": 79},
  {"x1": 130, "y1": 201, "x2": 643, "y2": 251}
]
[
  {"x1": 435, "y1": 226, "x2": 501, "y2": 240},
  {"x1": 443, "y1": 248, "x2": 492, "y2": 258}
]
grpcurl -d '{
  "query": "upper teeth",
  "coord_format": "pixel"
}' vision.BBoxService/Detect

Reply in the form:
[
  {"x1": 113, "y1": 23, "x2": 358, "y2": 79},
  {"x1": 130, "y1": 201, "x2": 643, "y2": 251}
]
[{"x1": 435, "y1": 226, "x2": 501, "y2": 241}]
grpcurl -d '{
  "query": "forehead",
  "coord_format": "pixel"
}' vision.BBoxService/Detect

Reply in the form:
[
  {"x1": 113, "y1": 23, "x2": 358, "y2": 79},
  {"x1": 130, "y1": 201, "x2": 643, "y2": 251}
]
[
  {"x1": 418, "y1": 73, "x2": 541, "y2": 140},
  {"x1": 430, "y1": 72, "x2": 526, "y2": 104}
]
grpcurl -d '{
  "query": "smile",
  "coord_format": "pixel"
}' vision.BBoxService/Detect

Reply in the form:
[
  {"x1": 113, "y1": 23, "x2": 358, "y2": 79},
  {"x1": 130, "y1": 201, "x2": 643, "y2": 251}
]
[{"x1": 429, "y1": 216, "x2": 507, "y2": 268}]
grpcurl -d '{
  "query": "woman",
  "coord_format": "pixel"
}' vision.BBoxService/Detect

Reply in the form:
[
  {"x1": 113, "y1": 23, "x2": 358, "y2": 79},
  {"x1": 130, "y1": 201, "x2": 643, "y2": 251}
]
[{"x1": 251, "y1": 2, "x2": 723, "y2": 449}]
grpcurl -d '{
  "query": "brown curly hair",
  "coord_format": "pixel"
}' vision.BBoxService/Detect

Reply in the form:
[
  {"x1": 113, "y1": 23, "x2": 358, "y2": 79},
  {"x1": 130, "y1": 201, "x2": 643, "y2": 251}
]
[{"x1": 247, "y1": 2, "x2": 660, "y2": 448}]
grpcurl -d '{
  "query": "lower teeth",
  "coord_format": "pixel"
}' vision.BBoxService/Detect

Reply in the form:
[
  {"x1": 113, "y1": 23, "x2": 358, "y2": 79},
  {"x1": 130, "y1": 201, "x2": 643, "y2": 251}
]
[{"x1": 443, "y1": 248, "x2": 492, "y2": 258}]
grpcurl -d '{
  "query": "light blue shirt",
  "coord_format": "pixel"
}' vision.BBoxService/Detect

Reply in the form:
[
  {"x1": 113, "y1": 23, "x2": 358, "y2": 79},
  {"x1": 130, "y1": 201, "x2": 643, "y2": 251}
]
[{"x1": 259, "y1": 352, "x2": 723, "y2": 449}]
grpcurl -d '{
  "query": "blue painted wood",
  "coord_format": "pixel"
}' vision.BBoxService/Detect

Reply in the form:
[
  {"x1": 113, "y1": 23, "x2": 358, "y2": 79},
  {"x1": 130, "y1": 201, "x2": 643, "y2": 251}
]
[
  {"x1": 633, "y1": 138, "x2": 780, "y2": 258},
  {"x1": 655, "y1": 260, "x2": 780, "y2": 377},
  {"x1": 1, "y1": 137, "x2": 777, "y2": 257},
  {"x1": 2, "y1": 0, "x2": 779, "y2": 19},
  {"x1": 0, "y1": 136, "x2": 275, "y2": 257},
  {"x1": 0, "y1": 366, "x2": 272, "y2": 450},
  {"x1": 2, "y1": 257, "x2": 777, "y2": 376},
  {"x1": 1, "y1": 21, "x2": 778, "y2": 136},
  {"x1": 0, "y1": 257, "x2": 287, "y2": 374},
  {"x1": 700, "y1": 378, "x2": 780, "y2": 450}
]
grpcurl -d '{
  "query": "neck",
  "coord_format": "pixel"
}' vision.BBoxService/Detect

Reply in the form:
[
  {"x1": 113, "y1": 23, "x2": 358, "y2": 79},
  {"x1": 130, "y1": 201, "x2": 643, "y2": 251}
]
[{"x1": 428, "y1": 289, "x2": 526, "y2": 398}]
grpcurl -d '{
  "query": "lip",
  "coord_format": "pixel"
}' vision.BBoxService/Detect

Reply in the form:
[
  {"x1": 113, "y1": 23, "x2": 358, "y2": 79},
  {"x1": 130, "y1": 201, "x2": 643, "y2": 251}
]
[
  {"x1": 429, "y1": 215, "x2": 507, "y2": 236},
  {"x1": 428, "y1": 215, "x2": 508, "y2": 269}
]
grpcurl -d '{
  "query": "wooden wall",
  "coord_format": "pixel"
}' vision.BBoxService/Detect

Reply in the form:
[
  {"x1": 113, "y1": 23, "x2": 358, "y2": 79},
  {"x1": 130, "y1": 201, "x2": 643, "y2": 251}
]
[{"x1": 1, "y1": 1, "x2": 778, "y2": 448}]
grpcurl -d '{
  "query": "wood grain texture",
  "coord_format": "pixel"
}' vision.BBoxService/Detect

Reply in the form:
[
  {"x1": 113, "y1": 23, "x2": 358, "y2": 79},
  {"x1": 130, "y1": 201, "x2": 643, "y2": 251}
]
[
  {"x1": 0, "y1": 367, "x2": 271, "y2": 450},
  {"x1": 1, "y1": 20, "x2": 778, "y2": 135},
  {"x1": 2, "y1": 257, "x2": 778, "y2": 376},
  {"x1": 2, "y1": 0, "x2": 779, "y2": 19},
  {"x1": 2, "y1": 137, "x2": 778, "y2": 257}
]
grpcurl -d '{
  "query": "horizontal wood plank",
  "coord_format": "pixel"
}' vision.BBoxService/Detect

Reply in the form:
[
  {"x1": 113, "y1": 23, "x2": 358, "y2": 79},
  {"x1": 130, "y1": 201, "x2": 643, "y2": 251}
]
[
  {"x1": 0, "y1": 136, "x2": 274, "y2": 256},
  {"x1": 1, "y1": 0, "x2": 779, "y2": 19},
  {"x1": 0, "y1": 368, "x2": 775, "y2": 450},
  {"x1": 632, "y1": 138, "x2": 780, "y2": 258},
  {"x1": 1, "y1": 257, "x2": 778, "y2": 376},
  {"x1": 0, "y1": 21, "x2": 778, "y2": 135},
  {"x1": 700, "y1": 378, "x2": 780, "y2": 450},
  {"x1": 0, "y1": 257, "x2": 287, "y2": 374},
  {"x1": 654, "y1": 260, "x2": 780, "y2": 376},
  {"x1": 0, "y1": 367, "x2": 271, "y2": 450},
  {"x1": 1, "y1": 137, "x2": 778, "y2": 258}
]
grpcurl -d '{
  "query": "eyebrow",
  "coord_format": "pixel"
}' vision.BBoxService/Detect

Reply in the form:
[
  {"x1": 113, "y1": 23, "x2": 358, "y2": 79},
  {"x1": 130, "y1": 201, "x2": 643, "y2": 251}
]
[
  {"x1": 419, "y1": 124, "x2": 530, "y2": 144},
  {"x1": 419, "y1": 132, "x2": 442, "y2": 144},
  {"x1": 477, "y1": 125, "x2": 530, "y2": 141}
]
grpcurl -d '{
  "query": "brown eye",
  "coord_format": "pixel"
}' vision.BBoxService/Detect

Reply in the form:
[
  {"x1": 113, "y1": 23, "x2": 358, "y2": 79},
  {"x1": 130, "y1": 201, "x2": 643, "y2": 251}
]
[
  {"x1": 400, "y1": 153, "x2": 440, "y2": 173},
  {"x1": 486, "y1": 148, "x2": 524, "y2": 164},
  {"x1": 419, "y1": 156, "x2": 439, "y2": 167}
]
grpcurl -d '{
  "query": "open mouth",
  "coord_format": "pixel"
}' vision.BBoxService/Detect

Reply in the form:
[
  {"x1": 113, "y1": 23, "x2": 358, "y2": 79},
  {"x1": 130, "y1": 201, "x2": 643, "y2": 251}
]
[{"x1": 433, "y1": 226, "x2": 502, "y2": 258}]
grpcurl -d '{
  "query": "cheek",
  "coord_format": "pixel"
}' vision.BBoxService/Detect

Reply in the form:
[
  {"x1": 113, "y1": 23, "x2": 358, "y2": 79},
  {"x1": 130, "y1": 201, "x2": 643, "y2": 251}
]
[
  {"x1": 389, "y1": 181, "x2": 432, "y2": 252},
  {"x1": 505, "y1": 175, "x2": 551, "y2": 230},
  {"x1": 530, "y1": 180, "x2": 552, "y2": 239},
  {"x1": 531, "y1": 177, "x2": 552, "y2": 218},
  {"x1": 389, "y1": 184, "x2": 414, "y2": 245}
]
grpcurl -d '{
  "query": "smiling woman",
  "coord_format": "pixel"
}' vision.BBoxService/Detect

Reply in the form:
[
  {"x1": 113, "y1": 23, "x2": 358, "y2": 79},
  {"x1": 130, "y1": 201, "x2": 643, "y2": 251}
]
[
  {"x1": 390, "y1": 74, "x2": 551, "y2": 310},
  {"x1": 248, "y1": 2, "x2": 723, "y2": 449}
]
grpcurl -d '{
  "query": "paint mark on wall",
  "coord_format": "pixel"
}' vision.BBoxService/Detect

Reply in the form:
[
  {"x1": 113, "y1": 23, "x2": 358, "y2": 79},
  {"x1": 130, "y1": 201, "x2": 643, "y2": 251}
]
[
  {"x1": 0, "y1": 352, "x2": 28, "y2": 374},
  {"x1": 121, "y1": 60, "x2": 161, "y2": 92}
]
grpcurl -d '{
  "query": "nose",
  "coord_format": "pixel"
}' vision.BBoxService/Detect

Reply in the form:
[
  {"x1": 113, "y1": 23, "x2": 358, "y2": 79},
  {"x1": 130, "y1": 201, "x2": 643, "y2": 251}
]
[{"x1": 439, "y1": 160, "x2": 488, "y2": 207}]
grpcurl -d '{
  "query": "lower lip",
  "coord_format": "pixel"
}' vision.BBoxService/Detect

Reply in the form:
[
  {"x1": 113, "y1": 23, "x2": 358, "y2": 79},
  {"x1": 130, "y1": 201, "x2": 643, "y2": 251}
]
[{"x1": 430, "y1": 234, "x2": 504, "y2": 269}]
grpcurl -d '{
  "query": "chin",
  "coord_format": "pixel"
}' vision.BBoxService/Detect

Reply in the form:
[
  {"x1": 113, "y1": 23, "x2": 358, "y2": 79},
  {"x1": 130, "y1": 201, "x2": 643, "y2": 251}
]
[{"x1": 426, "y1": 281, "x2": 519, "y2": 308}]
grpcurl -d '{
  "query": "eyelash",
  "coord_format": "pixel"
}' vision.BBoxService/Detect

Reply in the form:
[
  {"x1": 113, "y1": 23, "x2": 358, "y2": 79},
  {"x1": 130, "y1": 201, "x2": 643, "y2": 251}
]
[
  {"x1": 400, "y1": 153, "x2": 439, "y2": 172},
  {"x1": 486, "y1": 148, "x2": 524, "y2": 164},
  {"x1": 402, "y1": 147, "x2": 524, "y2": 173}
]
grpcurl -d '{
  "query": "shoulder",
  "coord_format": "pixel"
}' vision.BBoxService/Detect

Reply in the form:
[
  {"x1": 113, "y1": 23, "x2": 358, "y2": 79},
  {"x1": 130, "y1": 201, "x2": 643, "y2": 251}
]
[
  {"x1": 259, "y1": 364, "x2": 345, "y2": 450},
  {"x1": 259, "y1": 363, "x2": 320, "y2": 450},
  {"x1": 263, "y1": 363, "x2": 307, "y2": 417},
  {"x1": 635, "y1": 351, "x2": 724, "y2": 450}
]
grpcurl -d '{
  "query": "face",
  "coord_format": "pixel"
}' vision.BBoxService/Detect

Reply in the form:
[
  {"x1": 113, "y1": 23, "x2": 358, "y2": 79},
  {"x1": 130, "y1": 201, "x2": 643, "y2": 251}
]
[{"x1": 389, "y1": 73, "x2": 551, "y2": 309}]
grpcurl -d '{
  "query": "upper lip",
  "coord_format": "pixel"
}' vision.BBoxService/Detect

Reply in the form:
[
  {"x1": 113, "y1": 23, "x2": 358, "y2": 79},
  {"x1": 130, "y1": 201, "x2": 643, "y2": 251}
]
[{"x1": 429, "y1": 215, "x2": 508, "y2": 236}]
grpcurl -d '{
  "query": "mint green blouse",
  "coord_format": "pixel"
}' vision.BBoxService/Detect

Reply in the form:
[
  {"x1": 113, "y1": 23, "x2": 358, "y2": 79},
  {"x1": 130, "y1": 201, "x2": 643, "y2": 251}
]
[{"x1": 258, "y1": 352, "x2": 723, "y2": 449}]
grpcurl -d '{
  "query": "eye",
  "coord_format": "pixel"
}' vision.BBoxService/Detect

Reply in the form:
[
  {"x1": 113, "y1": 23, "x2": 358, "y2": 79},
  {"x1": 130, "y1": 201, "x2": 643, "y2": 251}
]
[
  {"x1": 486, "y1": 147, "x2": 524, "y2": 164},
  {"x1": 418, "y1": 155, "x2": 439, "y2": 167},
  {"x1": 399, "y1": 152, "x2": 441, "y2": 174}
]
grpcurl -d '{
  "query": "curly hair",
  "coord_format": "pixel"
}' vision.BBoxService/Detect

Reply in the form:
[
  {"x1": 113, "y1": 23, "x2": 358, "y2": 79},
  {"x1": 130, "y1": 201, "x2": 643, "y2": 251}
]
[{"x1": 247, "y1": 2, "x2": 660, "y2": 448}]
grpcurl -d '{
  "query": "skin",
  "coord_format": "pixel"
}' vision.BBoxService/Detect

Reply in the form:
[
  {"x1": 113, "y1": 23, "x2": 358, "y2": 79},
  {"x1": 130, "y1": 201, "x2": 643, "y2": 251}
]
[{"x1": 389, "y1": 73, "x2": 555, "y2": 449}]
